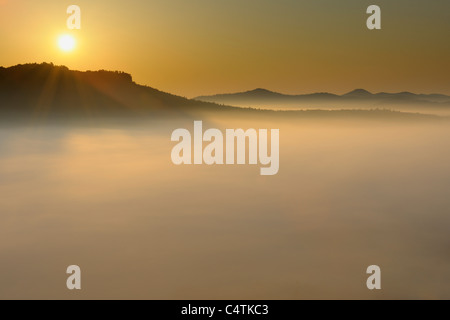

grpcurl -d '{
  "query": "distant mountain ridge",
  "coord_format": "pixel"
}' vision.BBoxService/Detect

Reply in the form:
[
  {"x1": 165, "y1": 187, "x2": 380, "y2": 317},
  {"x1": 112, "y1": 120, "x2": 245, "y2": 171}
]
[{"x1": 195, "y1": 88, "x2": 450, "y2": 107}]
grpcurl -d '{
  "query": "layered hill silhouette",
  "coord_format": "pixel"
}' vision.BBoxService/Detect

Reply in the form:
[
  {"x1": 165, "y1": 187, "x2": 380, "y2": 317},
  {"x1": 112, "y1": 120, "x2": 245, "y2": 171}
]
[
  {"x1": 0, "y1": 63, "x2": 445, "y2": 122},
  {"x1": 195, "y1": 88, "x2": 450, "y2": 112}
]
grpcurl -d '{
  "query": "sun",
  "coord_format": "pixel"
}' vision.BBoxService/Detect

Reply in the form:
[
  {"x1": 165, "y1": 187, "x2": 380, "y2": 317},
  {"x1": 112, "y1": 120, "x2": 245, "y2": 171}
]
[{"x1": 58, "y1": 34, "x2": 76, "y2": 52}]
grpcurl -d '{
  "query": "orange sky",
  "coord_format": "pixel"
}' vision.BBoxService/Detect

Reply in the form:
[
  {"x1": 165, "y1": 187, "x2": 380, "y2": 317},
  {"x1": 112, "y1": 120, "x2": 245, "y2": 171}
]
[{"x1": 0, "y1": 0, "x2": 449, "y2": 97}]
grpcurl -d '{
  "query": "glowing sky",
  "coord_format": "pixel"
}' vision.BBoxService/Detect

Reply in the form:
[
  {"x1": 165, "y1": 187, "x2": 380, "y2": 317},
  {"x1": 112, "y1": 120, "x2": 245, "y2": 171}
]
[{"x1": 0, "y1": 0, "x2": 449, "y2": 97}]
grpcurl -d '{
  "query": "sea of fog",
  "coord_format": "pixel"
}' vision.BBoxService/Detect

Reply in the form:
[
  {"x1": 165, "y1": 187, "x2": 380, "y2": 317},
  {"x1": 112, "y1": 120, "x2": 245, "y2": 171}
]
[{"x1": 0, "y1": 117, "x2": 449, "y2": 299}]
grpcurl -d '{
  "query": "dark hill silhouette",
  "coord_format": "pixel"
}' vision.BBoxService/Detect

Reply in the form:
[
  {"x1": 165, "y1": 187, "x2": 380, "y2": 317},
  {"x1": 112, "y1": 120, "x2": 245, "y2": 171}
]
[
  {"x1": 0, "y1": 63, "x2": 223, "y2": 119},
  {"x1": 344, "y1": 89, "x2": 372, "y2": 97},
  {"x1": 230, "y1": 88, "x2": 285, "y2": 99}
]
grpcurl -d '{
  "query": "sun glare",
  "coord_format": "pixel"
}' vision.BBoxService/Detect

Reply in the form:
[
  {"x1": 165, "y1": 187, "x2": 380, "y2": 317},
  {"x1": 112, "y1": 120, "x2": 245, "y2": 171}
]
[{"x1": 58, "y1": 34, "x2": 76, "y2": 52}]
